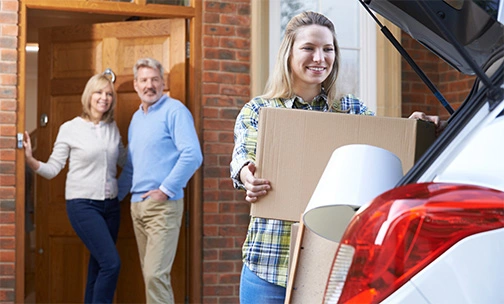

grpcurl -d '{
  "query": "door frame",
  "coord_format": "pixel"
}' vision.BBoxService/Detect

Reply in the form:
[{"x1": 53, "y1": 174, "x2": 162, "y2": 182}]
[{"x1": 16, "y1": 0, "x2": 203, "y2": 302}]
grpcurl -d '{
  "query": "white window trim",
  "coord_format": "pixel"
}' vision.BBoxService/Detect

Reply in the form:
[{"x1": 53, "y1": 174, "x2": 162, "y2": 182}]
[{"x1": 360, "y1": 7, "x2": 377, "y2": 112}]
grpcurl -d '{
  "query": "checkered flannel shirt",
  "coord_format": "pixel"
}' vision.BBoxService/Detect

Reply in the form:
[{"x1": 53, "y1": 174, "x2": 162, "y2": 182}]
[{"x1": 230, "y1": 93, "x2": 374, "y2": 287}]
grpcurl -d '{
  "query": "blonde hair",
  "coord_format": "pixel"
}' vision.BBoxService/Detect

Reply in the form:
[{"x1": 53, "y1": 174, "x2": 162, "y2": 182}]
[
  {"x1": 80, "y1": 74, "x2": 117, "y2": 123},
  {"x1": 262, "y1": 11, "x2": 340, "y2": 101},
  {"x1": 133, "y1": 57, "x2": 164, "y2": 80}
]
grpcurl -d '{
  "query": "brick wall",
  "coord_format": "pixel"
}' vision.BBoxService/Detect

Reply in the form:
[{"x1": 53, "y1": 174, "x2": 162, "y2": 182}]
[
  {"x1": 401, "y1": 31, "x2": 476, "y2": 120},
  {"x1": 201, "y1": 0, "x2": 251, "y2": 303},
  {"x1": 0, "y1": 0, "x2": 18, "y2": 302}
]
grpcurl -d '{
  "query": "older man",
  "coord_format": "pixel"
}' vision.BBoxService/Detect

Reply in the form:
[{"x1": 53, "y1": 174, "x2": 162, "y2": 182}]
[{"x1": 118, "y1": 57, "x2": 202, "y2": 304}]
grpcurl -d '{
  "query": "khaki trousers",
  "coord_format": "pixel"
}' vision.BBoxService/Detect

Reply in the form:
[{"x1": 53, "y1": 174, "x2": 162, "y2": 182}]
[{"x1": 130, "y1": 197, "x2": 184, "y2": 304}]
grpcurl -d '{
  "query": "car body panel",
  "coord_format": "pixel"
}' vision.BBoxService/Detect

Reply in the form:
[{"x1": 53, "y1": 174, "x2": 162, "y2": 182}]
[{"x1": 383, "y1": 228, "x2": 504, "y2": 304}]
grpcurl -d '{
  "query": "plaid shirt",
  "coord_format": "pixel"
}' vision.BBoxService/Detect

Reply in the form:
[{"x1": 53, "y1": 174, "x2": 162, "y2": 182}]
[{"x1": 230, "y1": 93, "x2": 374, "y2": 287}]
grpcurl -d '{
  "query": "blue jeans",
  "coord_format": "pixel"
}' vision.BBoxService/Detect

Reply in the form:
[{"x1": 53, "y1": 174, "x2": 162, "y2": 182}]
[
  {"x1": 66, "y1": 198, "x2": 121, "y2": 304},
  {"x1": 240, "y1": 264, "x2": 286, "y2": 304}
]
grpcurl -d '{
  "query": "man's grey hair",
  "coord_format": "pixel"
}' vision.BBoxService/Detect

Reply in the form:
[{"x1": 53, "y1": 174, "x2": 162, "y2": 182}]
[{"x1": 133, "y1": 57, "x2": 164, "y2": 80}]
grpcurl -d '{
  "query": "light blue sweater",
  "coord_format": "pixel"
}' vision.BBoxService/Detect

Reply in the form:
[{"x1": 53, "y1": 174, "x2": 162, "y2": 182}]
[{"x1": 118, "y1": 95, "x2": 202, "y2": 202}]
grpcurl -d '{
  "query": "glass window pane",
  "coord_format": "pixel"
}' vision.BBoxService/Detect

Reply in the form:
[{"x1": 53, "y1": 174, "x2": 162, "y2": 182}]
[
  {"x1": 337, "y1": 49, "x2": 360, "y2": 98},
  {"x1": 279, "y1": 0, "x2": 317, "y2": 35},
  {"x1": 322, "y1": 0, "x2": 359, "y2": 49}
]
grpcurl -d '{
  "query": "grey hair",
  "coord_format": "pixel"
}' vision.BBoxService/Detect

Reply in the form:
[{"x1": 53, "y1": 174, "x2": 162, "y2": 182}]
[{"x1": 133, "y1": 57, "x2": 164, "y2": 80}]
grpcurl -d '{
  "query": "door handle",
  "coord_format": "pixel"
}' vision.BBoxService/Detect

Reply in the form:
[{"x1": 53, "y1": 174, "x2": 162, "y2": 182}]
[
  {"x1": 103, "y1": 68, "x2": 116, "y2": 83},
  {"x1": 40, "y1": 113, "x2": 48, "y2": 127}
]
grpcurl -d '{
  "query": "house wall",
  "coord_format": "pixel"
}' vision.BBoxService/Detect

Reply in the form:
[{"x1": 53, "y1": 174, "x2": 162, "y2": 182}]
[
  {"x1": 401, "y1": 31, "x2": 476, "y2": 120},
  {"x1": 201, "y1": 0, "x2": 252, "y2": 302},
  {"x1": 0, "y1": 0, "x2": 19, "y2": 302}
]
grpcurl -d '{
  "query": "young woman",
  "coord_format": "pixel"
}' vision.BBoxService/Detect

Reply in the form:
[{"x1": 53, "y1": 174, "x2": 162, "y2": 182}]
[
  {"x1": 231, "y1": 11, "x2": 442, "y2": 303},
  {"x1": 23, "y1": 73, "x2": 126, "y2": 303}
]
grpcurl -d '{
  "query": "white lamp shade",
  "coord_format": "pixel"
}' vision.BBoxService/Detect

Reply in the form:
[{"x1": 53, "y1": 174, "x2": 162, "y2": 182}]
[{"x1": 303, "y1": 144, "x2": 403, "y2": 242}]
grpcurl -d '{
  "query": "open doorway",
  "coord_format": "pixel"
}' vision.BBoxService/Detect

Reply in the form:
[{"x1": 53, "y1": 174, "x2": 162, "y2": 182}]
[
  {"x1": 23, "y1": 10, "x2": 190, "y2": 303},
  {"x1": 25, "y1": 11, "x2": 128, "y2": 302}
]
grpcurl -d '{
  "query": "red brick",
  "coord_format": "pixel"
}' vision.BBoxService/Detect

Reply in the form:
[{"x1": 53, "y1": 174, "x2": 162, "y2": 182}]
[
  {"x1": 0, "y1": 137, "x2": 16, "y2": 149},
  {"x1": 220, "y1": 84, "x2": 249, "y2": 97},
  {"x1": 203, "y1": 71, "x2": 236, "y2": 83},
  {"x1": 0, "y1": 262, "x2": 14, "y2": 275},
  {"x1": 235, "y1": 74, "x2": 250, "y2": 85},
  {"x1": 0, "y1": 48, "x2": 16, "y2": 61},
  {"x1": 1, "y1": 1, "x2": 19, "y2": 12},
  {"x1": 203, "y1": 189, "x2": 219, "y2": 201},
  {"x1": 0, "y1": 125, "x2": 15, "y2": 136},
  {"x1": 203, "y1": 261, "x2": 235, "y2": 273},
  {"x1": 0, "y1": 187, "x2": 15, "y2": 199},
  {"x1": 203, "y1": 142, "x2": 233, "y2": 154},
  {"x1": 0, "y1": 75, "x2": 16, "y2": 86},
  {"x1": 1, "y1": 24, "x2": 17, "y2": 36},
  {"x1": 203, "y1": 284, "x2": 234, "y2": 296},
  {"x1": 0, "y1": 224, "x2": 15, "y2": 236},
  {"x1": 203, "y1": 214, "x2": 235, "y2": 227},
  {"x1": 203, "y1": 96, "x2": 234, "y2": 107},
  {"x1": 0, "y1": 86, "x2": 16, "y2": 99},
  {"x1": 204, "y1": 24, "x2": 236, "y2": 36},
  {"x1": 0, "y1": 276, "x2": 15, "y2": 288},
  {"x1": 204, "y1": 2, "x2": 236, "y2": 14},
  {"x1": 0, "y1": 100, "x2": 16, "y2": 111},
  {"x1": 220, "y1": 14, "x2": 250, "y2": 26},
  {"x1": 0, "y1": 237, "x2": 15, "y2": 249},
  {"x1": 0, "y1": 150, "x2": 14, "y2": 161},
  {"x1": 202, "y1": 273, "x2": 218, "y2": 284},
  {"x1": 203, "y1": 59, "x2": 219, "y2": 71},
  {"x1": 221, "y1": 61, "x2": 249, "y2": 74},
  {"x1": 0, "y1": 211, "x2": 14, "y2": 223},
  {"x1": 0, "y1": 250, "x2": 14, "y2": 262},
  {"x1": 0, "y1": 37, "x2": 16, "y2": 49},
  {"x1": 218, "y1": 155, "x2": 231, "y2": 166},
  {"x1": 0, "y1": 174, "x2": 14, "y2": 186},
  {"x1": 0, "y1": 12, "x2": 16, "y2": 24},
  {"x1": 204, "y1": 13, "x2": 219, "y2": 24},
  {"x1": 203, "y1": 201, "x2": 218, "y2": 213},
  {"x1": 202, "y1": 83, "x2": 219, "y2": 95},
  {"x1": 219, "y1": 273, "x2": 240, "y2": 284},
  {"x1": 204, "y1": 177, "x2": 218, "y2": 189},
  {"x1": 0, "y1": 289, "x2": 14, "y2": 301}
]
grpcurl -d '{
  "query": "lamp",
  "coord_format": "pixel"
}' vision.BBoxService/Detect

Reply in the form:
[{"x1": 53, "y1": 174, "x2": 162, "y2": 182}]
[{"x1": 303, "y1": 144, "x2": 403, "y2": 242}]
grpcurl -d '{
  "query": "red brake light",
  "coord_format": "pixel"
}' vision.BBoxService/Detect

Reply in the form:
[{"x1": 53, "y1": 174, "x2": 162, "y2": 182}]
[{"x1": 324, "y1": 182, "x2": 504, "y2": 304}]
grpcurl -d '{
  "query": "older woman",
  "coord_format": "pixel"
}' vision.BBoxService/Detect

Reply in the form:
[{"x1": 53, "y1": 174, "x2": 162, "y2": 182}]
[{"x1": 23, "y1": 73, "x2": 126, "y2": 303}]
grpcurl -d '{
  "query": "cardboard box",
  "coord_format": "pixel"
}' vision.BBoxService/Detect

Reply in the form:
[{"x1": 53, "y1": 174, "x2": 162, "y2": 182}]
[
  {"x1": 252, "y1": 107, "x2": 436, "y2": 221},
  {"x1": 286, "y1": 222, "x2": 339, "y2": 304}
]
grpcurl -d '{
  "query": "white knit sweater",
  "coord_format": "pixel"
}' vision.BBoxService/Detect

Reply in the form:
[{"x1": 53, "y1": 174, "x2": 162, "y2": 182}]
[{"x1": 37, "y1": 117, "x2": 126, "y2": 200}]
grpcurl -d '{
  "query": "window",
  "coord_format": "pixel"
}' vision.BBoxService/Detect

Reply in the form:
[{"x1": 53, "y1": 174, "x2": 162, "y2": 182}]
[{"x1": 268, "y1": 0, "x2": 377, "y2": 111}]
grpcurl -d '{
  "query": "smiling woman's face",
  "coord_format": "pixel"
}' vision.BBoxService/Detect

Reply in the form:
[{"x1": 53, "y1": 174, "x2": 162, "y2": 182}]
[
  {"x1": 90, "y1": 83, "x2": 113, "y2": 119},
  {"x1": 290, "y1": 24, "x2": 335, "y2": 93}
]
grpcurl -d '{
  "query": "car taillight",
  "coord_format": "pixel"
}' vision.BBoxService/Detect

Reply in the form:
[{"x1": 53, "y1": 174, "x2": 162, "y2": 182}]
[{"x1": 323, "y1": 182, "x2": 504, "y2": 304}]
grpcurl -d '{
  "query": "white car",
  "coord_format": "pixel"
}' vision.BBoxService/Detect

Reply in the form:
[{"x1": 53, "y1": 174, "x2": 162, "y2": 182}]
[{"x1": 324, "y1": 1, "x2": 504, "y2": 303}]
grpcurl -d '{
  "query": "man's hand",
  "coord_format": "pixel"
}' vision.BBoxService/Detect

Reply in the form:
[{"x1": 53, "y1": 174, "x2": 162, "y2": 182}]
[
  {"x1": 141, "y1": 189, "x2": 168, "y2": 201},
  {"x1": 409, "y1": 111, "x2": 448, "y2": 136}
]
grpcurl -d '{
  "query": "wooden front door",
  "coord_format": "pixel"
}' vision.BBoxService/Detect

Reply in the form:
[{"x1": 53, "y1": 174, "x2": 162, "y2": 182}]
[{"x1": 35, "y1": 19, "x2": 187, "y2": 303}]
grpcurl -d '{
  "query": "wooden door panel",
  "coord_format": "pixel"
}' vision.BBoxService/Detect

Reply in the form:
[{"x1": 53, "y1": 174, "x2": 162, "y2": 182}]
[
  {"x1": 49, "y1": 237, "x2": 87, "y2": 303},
  {"x1": 36, "y1": 19, "x2": 187, "y2": 303},
  {"x1": 52, "y1": 41, "x2": 103, "y2": 78},
  {"x1": 115, "y1": 236, "x2": 144, "y2": 303}
]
